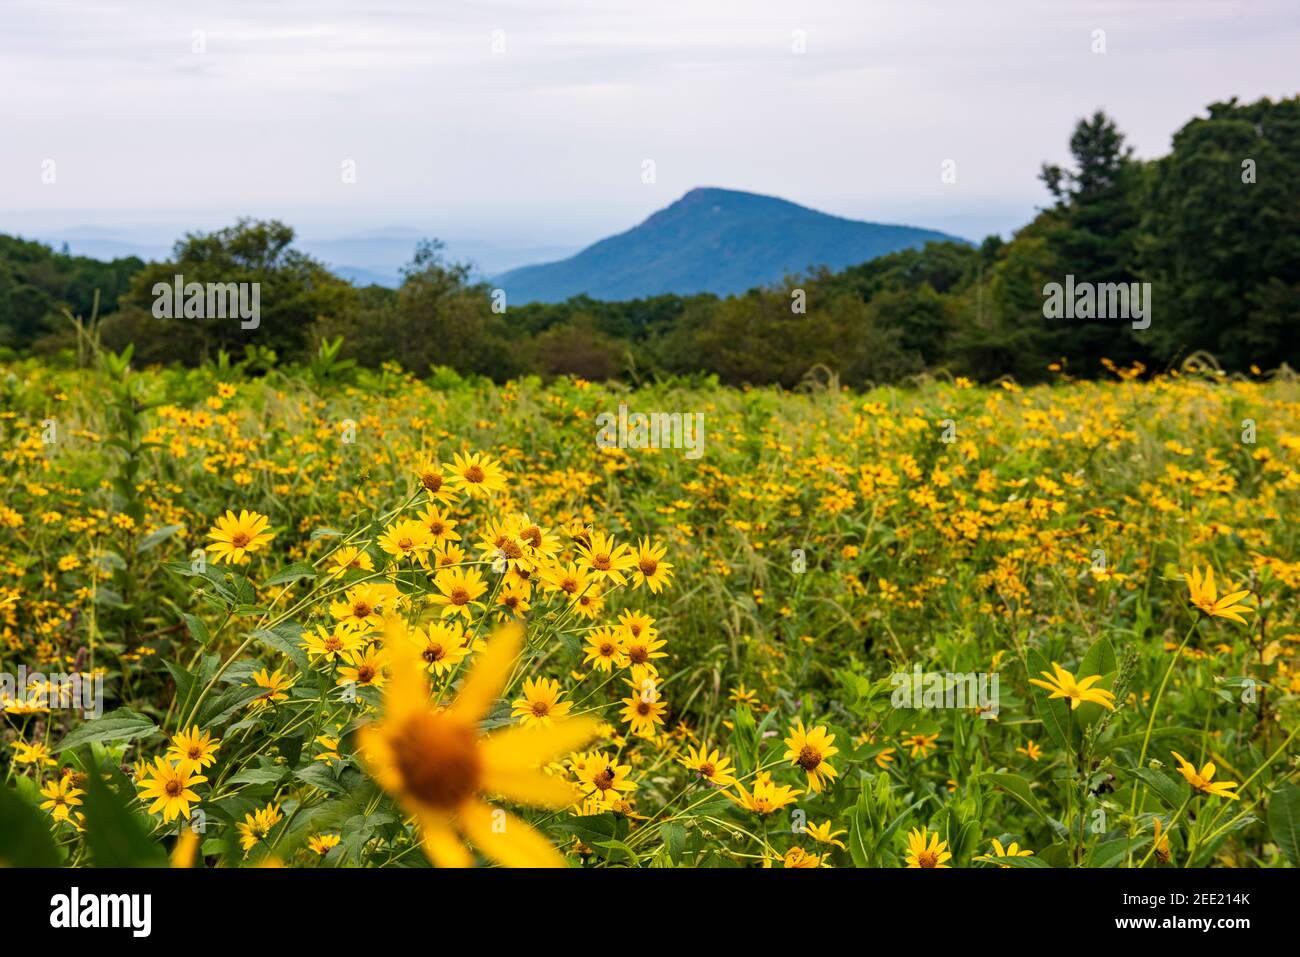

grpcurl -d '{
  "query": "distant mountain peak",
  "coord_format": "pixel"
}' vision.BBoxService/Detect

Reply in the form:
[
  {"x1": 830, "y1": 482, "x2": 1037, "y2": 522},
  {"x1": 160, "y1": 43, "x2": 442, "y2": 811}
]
[
  {"x1": 675, "y1": 186, "x2": 763, "y2": 206},
  {"x1": 676, "y1": 185, "x2": 790, "y2": 204},
  {"x1": 497, "y1": 187, "x2": 965, "y2": 303}
]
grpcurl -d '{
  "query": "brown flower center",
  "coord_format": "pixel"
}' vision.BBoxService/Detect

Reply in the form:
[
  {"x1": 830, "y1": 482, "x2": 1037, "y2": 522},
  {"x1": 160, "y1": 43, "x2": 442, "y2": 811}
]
[
  {"x1": 592, "y1": 768, "x2": 615, "y2": 791},
  {"x1": 464, "y1": 465, "x2": 485, "y2": 483},
  {"x1": 639, "y1": 557, "x2": 657, "y2": 575},
  {"x1": 231, "y1": 532, "x2": 251, "y2": 548},
  {"x1": 390, "y1": 713, "x2": 481, "y2": 810},
  {"x1": 353, "y1": 602, "x2": 372, "y2": 618},
  {"x1": 423, "y1": 644, "x2": 445, "y2": 663},
  {"x1": 449, "y1": 587, "x2": 469, "y2": 606},
  {"x1": 422, "y1": 472, "x2": 442, "y2": 491},
  {"x1": 592, "y1": 553, "x2": 612, "y2": 570},
  {"x1": 797, "y1": 745, "x2": 822, "y2": 771}
]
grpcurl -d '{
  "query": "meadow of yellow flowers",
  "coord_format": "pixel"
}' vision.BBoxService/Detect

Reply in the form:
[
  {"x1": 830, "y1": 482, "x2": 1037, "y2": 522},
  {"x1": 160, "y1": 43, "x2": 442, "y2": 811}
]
[{"x1": 1, "y1": 351, "x2": 1297, "y2": 868}]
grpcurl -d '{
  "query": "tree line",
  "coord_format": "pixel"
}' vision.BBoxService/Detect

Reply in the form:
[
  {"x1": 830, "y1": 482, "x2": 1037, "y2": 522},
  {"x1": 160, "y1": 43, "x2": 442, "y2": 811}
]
[{"x1": 3, "y1": 95, "x2": 1296, "y2": 384}]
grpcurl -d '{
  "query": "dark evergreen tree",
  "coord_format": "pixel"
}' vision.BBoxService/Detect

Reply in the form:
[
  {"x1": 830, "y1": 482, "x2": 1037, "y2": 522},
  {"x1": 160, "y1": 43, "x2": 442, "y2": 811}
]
[
  {"x1": 1142, "y1": 96, "x2": 1300, "y2": 370},
  {"x1": 1038, "y1": 110, "x2": 1150, "y2": 371}
]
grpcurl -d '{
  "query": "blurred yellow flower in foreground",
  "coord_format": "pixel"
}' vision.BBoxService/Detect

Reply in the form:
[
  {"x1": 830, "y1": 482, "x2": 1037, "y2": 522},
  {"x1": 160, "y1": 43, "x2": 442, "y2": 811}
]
[{"x1": 359, "y1": 620, "x2": 598, "y2": 867}]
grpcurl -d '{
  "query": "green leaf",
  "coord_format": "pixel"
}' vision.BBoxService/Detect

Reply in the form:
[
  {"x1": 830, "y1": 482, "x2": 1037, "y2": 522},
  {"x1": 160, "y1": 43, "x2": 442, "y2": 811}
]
[
  {"x1": 263, "y1": 562, "x2": 318, "y2": 587},
  {"x1": 196, "y1": 684, "x2": 267, "y2": 727},
  {"x1": 1267, "y1": 782, "x2": 1300, "y2": 866},
  {"x1": 164, "y1": 659, "x2": 195, "y2": 706},
  {"x1": 81, "y1": 765, "x2": 168, "y2": 867},
  {"x1": 592, "y1": 838, "x2": 639, "y2": 864},
  {"x1": 848, "y1": 792, "x2": 873, "y2": 867},
  {"x1": 93, "y1": 550, "x2": 127, "y2": 572},
  {"x1": 54, "y1": 708, "x2": 158, "y2": 752},
  {"x1": 1089, "y1": 836, "x2": 1147, "y2": 868},
  {"x1": 1131, "y1": 767, "x2": 1188, "y2": 809},
  {"x1": 162, "y1": 559, "x2": 209, "y2": 579},
  {"x1": 296, "y1": 763, "x2": 344, "y2": 794},
  {"x1": 732, "y1": 704, "x2": 758, "y2": 774},
  {"x1": 943, "y1": 811, "x2": 981, "y2": 864},
  {"x1": 982, "y1": 772, "x2": 1048, "y2": 819},
  {"x1": 1094, "y1": 726, "x2": 1203, "y2": 757},
  {"x1": 227, "y1": 768, "x2": 286, "y2": 787},
  {"x1": 251, "y1": 621, "x2": 311, "y2": 674},
  {"x1": 661, "y1": 822, "x2": 686, "y2": 864},
  {"x1": 181, "y1": 613, "x2": 210, "y2": 644},
  {"x1": 136, "y1": 523, "x2": 184, "y2": 553},
  {"x1": 1079, "y1": 635, "x2": 1117, "y2": 677},
  {"x1": 564, "y1": 812, "x2": 628, "y2": 851},
  {"x1": 873, "y1": 795, "x2": 928, "y2": 859},
  {"x1": 0, "y1": 785, "x2": 62, "y2": 866}
]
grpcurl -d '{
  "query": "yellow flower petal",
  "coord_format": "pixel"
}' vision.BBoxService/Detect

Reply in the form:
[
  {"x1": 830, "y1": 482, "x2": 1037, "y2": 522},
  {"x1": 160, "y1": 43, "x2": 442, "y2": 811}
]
[
  {"x1": 418, "y1": 813, "x2": 473, "y2": 869},
  {"x1": 482, "y1": 717, "x2": 600, "y2": 770},
  {"x1": 481, "y1": 766, "x2": 578, "y2": 810},
  {"x1": 452, "y1": 626, "x2": 522, "y2": 723},
  {"x1": 379, "y1": 619, "x2": 430, "y2": 723},
  {"x1": 459, "y1": 799, "x2": 567, "y2": 868}
]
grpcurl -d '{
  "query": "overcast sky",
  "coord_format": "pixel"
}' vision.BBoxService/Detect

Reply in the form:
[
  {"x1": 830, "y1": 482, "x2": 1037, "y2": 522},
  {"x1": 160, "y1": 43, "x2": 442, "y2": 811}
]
[{"x1": 0, "y1": 0, "x2": 1296, "y2": 246}]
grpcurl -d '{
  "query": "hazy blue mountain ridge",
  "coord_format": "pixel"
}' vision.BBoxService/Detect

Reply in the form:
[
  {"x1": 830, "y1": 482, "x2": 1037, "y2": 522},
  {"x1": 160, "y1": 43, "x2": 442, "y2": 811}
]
[{"x1": 495, "y1": 187, "x2": 967, "y2": 303}]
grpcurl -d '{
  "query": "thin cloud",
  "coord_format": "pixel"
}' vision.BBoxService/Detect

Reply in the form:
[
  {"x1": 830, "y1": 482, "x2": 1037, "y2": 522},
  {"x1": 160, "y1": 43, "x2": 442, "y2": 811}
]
[{"x1": 0, "y1": 0, "x2": 1295, "y2": 245}]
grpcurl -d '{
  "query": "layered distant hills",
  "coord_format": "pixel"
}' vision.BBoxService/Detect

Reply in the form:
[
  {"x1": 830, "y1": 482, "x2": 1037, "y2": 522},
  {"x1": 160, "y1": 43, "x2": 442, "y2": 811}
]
[
  {"x1": 495, "y1": 187, "x2": 965, "y2": 303},
  {"x1": 18, "y1": 188, "x2": 964, "y2": 298},
  {"x1": 27, "y1": 228, "x2": 576, "y2": 289}
]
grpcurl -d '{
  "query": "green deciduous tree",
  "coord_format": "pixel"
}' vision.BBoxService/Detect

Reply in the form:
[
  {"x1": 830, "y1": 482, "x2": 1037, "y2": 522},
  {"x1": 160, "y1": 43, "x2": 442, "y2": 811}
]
[
  {"x1": 1141, "y1": 96, "x2": 1300, "y2": 369},
  {"x1": 101, "y1": 219, "x2": 356, "y2": 364}
]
